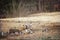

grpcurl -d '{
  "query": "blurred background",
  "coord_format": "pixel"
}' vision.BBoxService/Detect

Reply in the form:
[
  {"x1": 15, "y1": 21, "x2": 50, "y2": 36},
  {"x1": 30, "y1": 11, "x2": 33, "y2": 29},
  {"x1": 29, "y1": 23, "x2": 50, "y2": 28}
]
[{"x1": 0, "y1": 0, "x2": 60, "y2": 18}]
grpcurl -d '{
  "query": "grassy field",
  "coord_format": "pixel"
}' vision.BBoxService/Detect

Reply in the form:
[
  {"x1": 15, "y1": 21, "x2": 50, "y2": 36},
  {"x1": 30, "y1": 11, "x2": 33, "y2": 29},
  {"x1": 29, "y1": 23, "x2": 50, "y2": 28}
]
[{"x1": 0, "y1": 12, "x2": 60, "y2": 40}]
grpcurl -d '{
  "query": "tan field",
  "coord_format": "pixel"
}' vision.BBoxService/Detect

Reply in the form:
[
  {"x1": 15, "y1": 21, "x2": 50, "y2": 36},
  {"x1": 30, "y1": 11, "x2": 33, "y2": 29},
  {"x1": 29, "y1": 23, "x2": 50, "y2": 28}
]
[{"x1": 0, "y1": 12, "x2": 60, "y2": 40}]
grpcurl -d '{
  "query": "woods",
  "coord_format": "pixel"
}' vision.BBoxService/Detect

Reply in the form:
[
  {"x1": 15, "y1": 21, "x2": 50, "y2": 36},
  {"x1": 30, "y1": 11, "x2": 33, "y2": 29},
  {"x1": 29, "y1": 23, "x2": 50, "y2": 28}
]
[{"x1": 0, "y1": 0, "x2": 60, "y2": 18}]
